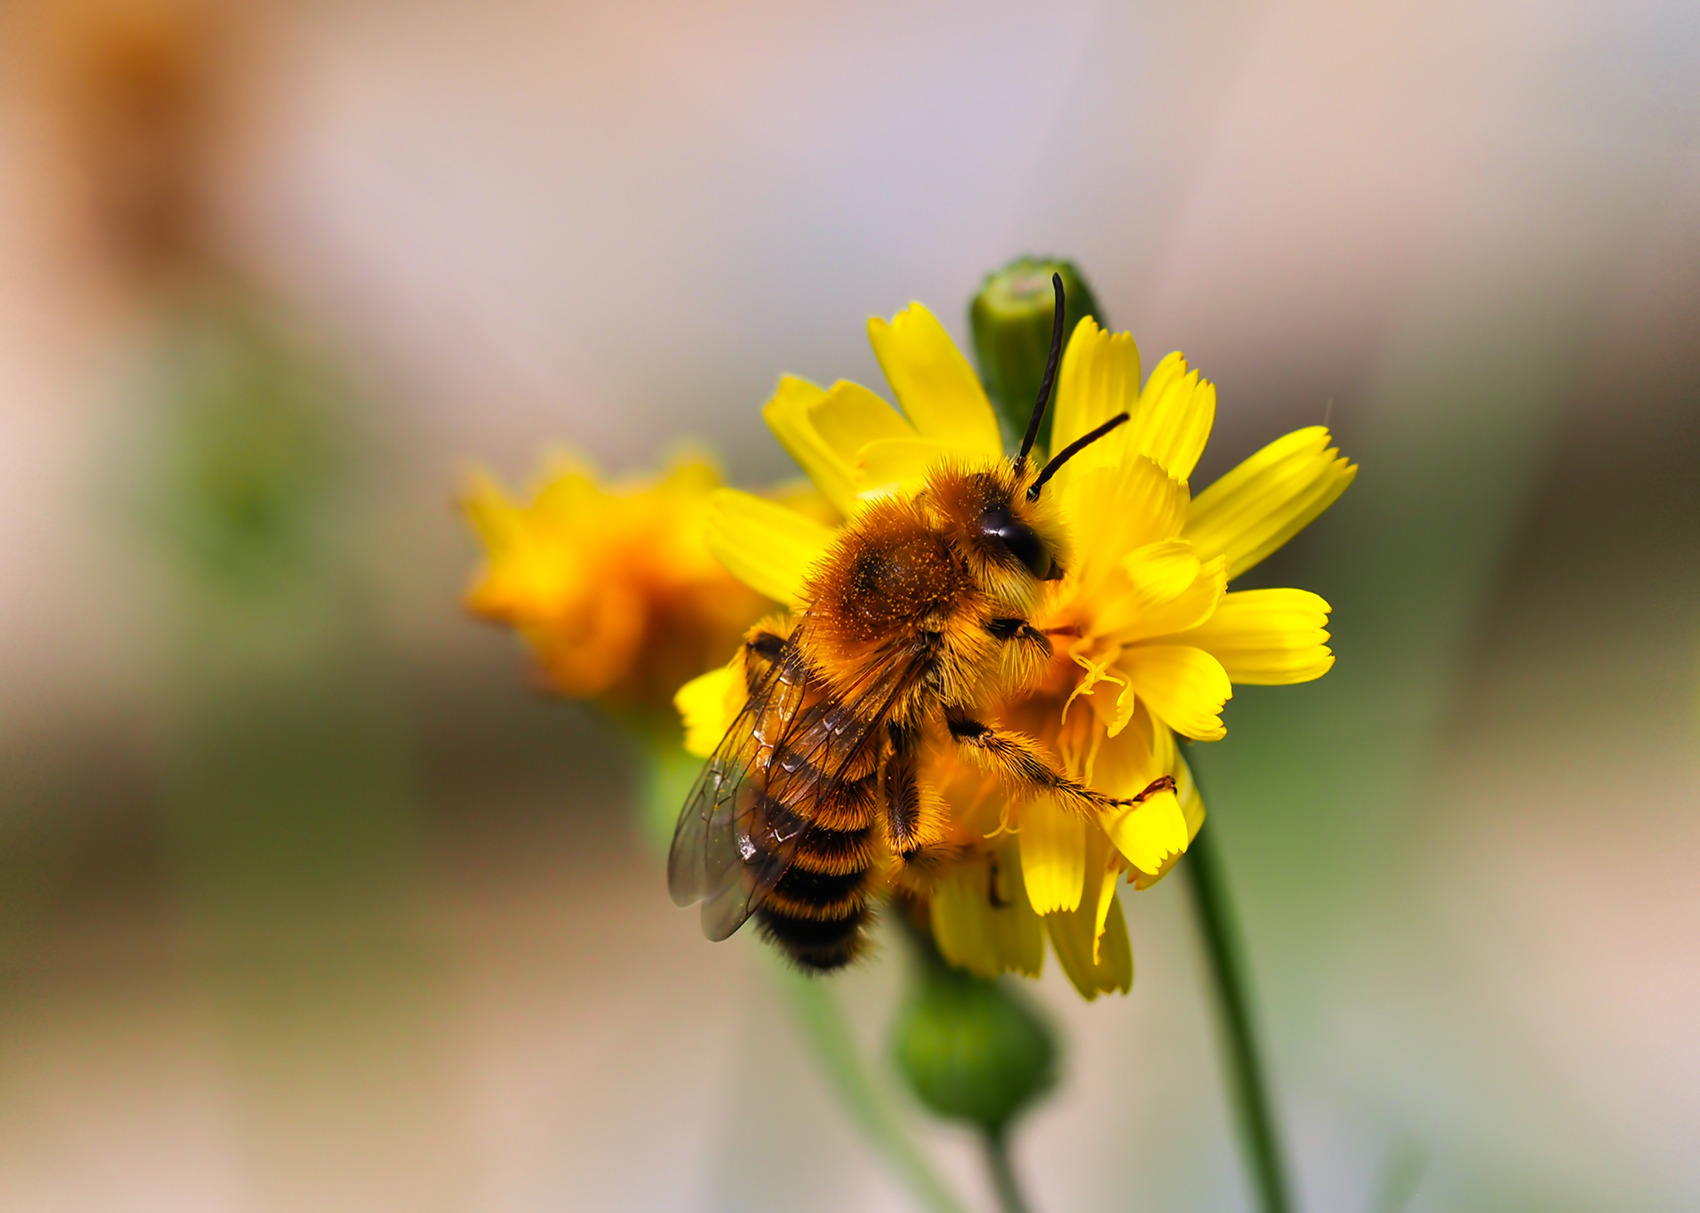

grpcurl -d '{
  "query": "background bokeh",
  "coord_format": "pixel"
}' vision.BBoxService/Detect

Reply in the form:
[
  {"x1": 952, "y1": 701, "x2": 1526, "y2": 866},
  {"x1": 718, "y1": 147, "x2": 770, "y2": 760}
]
[{"x1": 1, "y1": 0, "x2": 1697, "y2": 1209}]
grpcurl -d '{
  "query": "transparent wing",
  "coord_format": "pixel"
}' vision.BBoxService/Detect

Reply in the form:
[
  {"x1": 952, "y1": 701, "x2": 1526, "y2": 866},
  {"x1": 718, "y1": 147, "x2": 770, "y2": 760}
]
[
  {"x1": 666, "y1": 638, "x2": 809, "y2": 930},
  {"x1": 666, "y1": 629, "x2": 928, "y2": 943}
]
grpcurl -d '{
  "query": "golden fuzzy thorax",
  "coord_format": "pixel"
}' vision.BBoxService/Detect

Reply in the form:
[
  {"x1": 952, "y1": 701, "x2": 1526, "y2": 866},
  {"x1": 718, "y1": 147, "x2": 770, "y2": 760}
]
[{"x1": 797, "y1": 458, "x2": 1068, "y2": 722}]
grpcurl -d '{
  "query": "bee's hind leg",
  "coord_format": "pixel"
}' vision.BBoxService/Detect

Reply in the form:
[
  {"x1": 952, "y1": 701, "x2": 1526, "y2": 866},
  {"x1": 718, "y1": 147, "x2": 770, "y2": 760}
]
[{"x1": 944, "y1": 710, "x2": 1175, "y2": 810}]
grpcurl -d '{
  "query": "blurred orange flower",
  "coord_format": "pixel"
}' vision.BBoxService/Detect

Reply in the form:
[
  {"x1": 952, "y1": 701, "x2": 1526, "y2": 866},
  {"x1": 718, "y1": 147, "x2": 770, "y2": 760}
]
[{"x1": 462, "y1": 454, "x2": 771, "y2": 715}]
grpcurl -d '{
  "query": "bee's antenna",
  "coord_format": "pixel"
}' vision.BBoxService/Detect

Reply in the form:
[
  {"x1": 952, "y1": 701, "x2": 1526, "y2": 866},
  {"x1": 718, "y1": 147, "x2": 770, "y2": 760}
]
[
  {"x1": 1014, "y1": 272, "x2": 1067, "y2": 470},
  {"x1": 1026, "y1": 411, "x2": 1130, "y2": 500}
]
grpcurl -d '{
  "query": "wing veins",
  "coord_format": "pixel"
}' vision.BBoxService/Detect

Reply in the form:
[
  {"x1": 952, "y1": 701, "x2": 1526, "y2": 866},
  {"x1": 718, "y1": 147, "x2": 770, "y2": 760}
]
[{"x1": 671, "y1": 628, "x2": 935, "y2": 942}]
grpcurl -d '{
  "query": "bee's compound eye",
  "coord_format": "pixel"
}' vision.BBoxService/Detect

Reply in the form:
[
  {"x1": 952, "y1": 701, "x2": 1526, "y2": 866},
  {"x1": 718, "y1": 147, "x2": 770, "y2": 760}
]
[{"x1": 977, "y1": 506, "x2": 1049, "y2": 578}]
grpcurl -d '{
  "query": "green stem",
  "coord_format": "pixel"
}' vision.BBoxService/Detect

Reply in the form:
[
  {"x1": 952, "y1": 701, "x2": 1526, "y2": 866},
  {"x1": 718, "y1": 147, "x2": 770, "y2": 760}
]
[
  {"x1": 639, "y1": 737, "x2": 969, "y2": 1213},
  {"x1": 982, "y1": 1128, "x2": 1032, "y2": 1213},
  {"x1": 762, "y1": 949, "x2": 973, "y2": 1213},
  {"x1": 1183, "y1": 793, "x2": 1293, "y2": 1213}
]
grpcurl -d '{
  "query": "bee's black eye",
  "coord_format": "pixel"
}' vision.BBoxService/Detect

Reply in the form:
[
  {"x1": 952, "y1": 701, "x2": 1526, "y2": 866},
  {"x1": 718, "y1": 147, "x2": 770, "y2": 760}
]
[{"x1": 977, "y1": 506, "x2": 1049, "y2": 578}]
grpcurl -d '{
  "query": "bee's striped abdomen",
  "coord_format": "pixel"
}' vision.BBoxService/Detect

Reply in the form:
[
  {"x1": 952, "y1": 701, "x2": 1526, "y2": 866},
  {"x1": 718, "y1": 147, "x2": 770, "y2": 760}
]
[{"x1": 742, "y1": 648, "x2": 884, "y2": 971}]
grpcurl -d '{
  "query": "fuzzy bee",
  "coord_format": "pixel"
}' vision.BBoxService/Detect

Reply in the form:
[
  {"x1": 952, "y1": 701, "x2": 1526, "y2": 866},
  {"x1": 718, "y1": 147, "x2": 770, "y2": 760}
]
[{"x1": 668, "y1": 277, "x2": 1174, "y2": 970}]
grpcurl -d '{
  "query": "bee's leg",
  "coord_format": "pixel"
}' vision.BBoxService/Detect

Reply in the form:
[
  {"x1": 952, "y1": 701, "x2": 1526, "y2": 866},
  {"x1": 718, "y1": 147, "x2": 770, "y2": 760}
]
[
  {"x1": 985, "y1": 617, "x2": 1051, "y2": 650},
  {"x1": 945, "y1": 711, "x2": 1175, "y2": 810},
  {"x1": 741, "y1": 620, "x2": 794, "y2": 695},
  {"x1": 984, "y1": 617, "x2": 1052, "y2": 686},
  {"x1": 881, "y1": 721, "x2": 926, "y2": 857},
  {"x1": 880, "y1": 721, "x2": 952, "y2": 868}
]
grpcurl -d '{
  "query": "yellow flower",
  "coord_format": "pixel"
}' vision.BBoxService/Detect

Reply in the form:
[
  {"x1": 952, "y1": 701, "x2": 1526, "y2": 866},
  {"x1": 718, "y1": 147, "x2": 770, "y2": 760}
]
[
  {"x1": 681, "y1": 304, "x2": 1354, "y2": 997},
  {"x1": 463, "y1": 453, "x2": 770, "y2": 713}
]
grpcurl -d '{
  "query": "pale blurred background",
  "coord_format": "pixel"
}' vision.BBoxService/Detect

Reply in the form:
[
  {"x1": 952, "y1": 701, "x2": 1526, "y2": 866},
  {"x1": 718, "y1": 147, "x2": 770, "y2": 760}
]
[{"x1": 1, "y1": 0, "x2": 1697, "y2": 1209}]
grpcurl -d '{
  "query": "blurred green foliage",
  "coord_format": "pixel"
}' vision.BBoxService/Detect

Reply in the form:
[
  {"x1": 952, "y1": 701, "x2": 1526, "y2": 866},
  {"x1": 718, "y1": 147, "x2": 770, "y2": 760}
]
[
  {"x1": 131, "y1": 282, "x2": 423, "y2": 928},
  {"x1": 142, "y1": 286, "x2": 348, "y2": 596}
]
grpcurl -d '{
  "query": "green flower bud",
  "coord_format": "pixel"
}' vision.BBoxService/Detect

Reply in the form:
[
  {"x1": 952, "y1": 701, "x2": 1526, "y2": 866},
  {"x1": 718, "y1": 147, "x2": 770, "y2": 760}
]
[
  {"x1": 970, "y1": 257, "x2": 1105, "y2": 455},
  {"x1": 972, "y1": 254, "x2": 1101, "y2": 455},
  {"x1": 889, "y1": 925, "x2": 1059, "y2": 1135}
]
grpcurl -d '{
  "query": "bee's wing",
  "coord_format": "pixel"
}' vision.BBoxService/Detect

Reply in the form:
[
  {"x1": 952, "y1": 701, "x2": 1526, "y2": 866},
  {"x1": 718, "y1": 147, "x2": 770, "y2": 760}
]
[
  {"x1": 668, "y1": 631, "x2": 926, "y2": 943},
  {"x1": 666, "y1": 638, "x2": 811, "y2": 932}
]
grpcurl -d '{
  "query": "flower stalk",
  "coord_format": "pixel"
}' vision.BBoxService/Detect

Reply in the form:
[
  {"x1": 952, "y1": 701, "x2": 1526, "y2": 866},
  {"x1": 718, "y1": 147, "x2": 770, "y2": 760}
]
[
  {"x1": 635, "y1": 734, "x2": 971, "y2": 1213},
  {"x1": 762, "y1": 942, "x2": 973, "y2": 1213},
  {"x1": 982, "y1": 1128, "x2": 1032, "y2": 1213},
  {"x1": 888, "y1": 914, "x2": 1051, "y2": 1213},
  {"x1": 1182, "y1": 754, "x2": 1293, "y2": 1213}
]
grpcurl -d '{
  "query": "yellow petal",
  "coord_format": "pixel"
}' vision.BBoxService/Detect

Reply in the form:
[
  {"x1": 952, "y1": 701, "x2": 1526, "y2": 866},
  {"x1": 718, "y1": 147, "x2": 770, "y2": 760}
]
[
  {"x1": 1020, "y1": 796, "x2": 1086, "y2": 915},
  {"x1": 1146, "y1": 705, "x2": 1178, "y2": 775},
  {"x1": 766, "y1": 379, "x2": 917, "y2": 517},
  {"x1": 1089, "y1": 709, "x2": 1189, "y2": 877},
  {"x1": 651, "y1": 452, "x2": 724, "y2": 499},
  {"x1": 761, "y1": 377, "x2": 856, "y2": 514},
  {"x1": 1109, "y1": 555, "x2": 1228, "y2": 644},
  {"x1": 705, "y1": 488, "x2": 837, "y2": 607},
  {"x1": 461, "y1": 468, "x2": 521, "y2": 550},
  {"x1": 1087, "y1": 704, "x2": 1163, "y2": 800},
  {"x1": 529, "y1": 457, "x2": 603, "y2": 517},
  {"x1": 1128, "y1": 352, "x2": 1215, "y2": 480},
  {"x1": 1177, "y1": 753, "x2": 1206, "y2": 842},
  {"x1": 767, "y1": 479, "x2": 842, "y2": 527},
  {"x1": 674, "y1": 664, "x2": 741, "y2": 757},
  {"x1": 1047, "y1": 853, "x2": 1133, "y2": 1001},
  {"x1": 461, "y1": 466, "x2": 594, "y2": 622},
  {"x1": 1089, "y1": 543, "x2": 1222, "y2": 645},
  {"x1": 1051, "y1": 317, "x2": 1140, "y2": 467},
  {"x1": 1122, "y1": 539, "x2": 1200, "y2": 607},
  {"x1": 1121, "y1": 644, "x2": 1232, "y2": 741},
  {"x1": 853, "y1": 436, "x2": 961, "y2": 501},
  {"x1": 1082, "y1": 826, "x2": 1123, "y2": 959},
  {"x1": 867, "y1": 303, "x2": 1003, "y2": 458},
  {"x1": 808, "y1": 380, "x2": 914, "y2": 457},
  {"x1": 1101, "y1": 787, "x2": 1189, "y2": 876},
  {"x1": 1185, "y1": 426, "x2": 1357, "y2": 580},
  {"x1": 1059, "y1": 458, "x2": 1189, "y2": 598},
  {"x1": 1131, "y1": 754, "x2": 1206, "y2": 890},
  {"x1": 931, "y1": 840, "x2": 1044, "y2": 978},
  {"x1": 1178, "y1": 587, "x2": 1335, "y2": 685},
  {"x1": 1087, "y1": 843, "x2": 1121, "y2": 962}
]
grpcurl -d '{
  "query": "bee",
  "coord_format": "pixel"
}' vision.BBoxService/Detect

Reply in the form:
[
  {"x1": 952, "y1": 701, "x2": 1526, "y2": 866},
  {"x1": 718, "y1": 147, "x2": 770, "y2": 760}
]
[{"x1": 669, "y1": 277, "x2": 1175, "y2": 970}]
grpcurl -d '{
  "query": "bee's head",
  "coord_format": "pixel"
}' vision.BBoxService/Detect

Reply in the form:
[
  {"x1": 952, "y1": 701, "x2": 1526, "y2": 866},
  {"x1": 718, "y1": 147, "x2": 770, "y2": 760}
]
[
  {"x1": 974, "y1": 481, "x2": 1058, "y2": 581},
  {"x1": 928, "y1": 463, "x2": 1069, "y2": 608}
]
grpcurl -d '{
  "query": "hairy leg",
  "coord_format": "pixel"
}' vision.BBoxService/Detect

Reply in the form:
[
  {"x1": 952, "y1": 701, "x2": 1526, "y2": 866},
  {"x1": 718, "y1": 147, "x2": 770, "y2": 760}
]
[
  {"x1": 945, "y1": 710, "x2": 1175, "y2": 810},
  {"x1": 984, "y1": 617, "x2": 1052, "y2": 687}
]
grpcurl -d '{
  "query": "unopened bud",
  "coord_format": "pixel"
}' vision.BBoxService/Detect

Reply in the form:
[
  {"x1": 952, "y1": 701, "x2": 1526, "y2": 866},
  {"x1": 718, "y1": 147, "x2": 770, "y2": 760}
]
[
  {"x1": 888, "y1": 924, "x2": 1058, "y2": 1135},
  {"x1": 970, "y1": 257, "x2": 1105, "y2": 454}
]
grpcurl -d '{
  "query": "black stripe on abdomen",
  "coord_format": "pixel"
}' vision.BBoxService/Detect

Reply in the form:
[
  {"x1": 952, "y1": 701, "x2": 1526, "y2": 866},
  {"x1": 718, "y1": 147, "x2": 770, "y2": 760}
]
[
  {"x1": 751, "y1": 792, "x2": 875, "y2": 874},
  {"x1": 761, "y1": 864, "x2": 869, "y2": 919},
  {"x1": 743, "y1": 787, "x2": 878, "y2": 971},
  {"x1": 755, "y1": 902, "x2": 869, "y2": 972}
]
